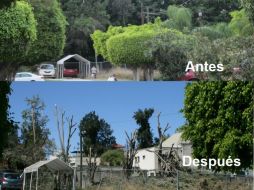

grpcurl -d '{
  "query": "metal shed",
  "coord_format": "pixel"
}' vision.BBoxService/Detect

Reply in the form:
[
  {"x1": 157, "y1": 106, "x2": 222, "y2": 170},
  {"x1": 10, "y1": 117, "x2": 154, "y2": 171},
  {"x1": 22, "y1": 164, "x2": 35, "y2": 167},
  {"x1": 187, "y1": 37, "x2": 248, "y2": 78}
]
[
  {"x1": 56, "y1": 54, "x2": 91, "y2": 79},
  {"x1": 23, "y1": 158, "x2": 75, "y2": 190}
]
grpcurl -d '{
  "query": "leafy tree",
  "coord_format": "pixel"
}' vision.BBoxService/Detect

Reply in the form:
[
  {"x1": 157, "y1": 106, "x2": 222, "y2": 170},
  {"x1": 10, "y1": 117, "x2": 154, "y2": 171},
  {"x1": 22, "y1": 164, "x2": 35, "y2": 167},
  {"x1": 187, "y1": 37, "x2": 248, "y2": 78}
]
[
  {"x1": 61, "y1": 0, "x2": 110, "y2": 59},
  {"x1": 147, "y1": 29, "x2": 195, "y2": 80},
  {"x1": 92, "y1": 22, "x2": 164, "y2": 80},
  {"x1": 107, "y1": 0, "x2": 135, "y2": 26},
  {"x1": 0, "y1": 0, "x2": 16, "y2": 8},
  {"x1": 0, "y1": 1, "x2": 36, "y2": 80},
  {"x1": 165, "y1": 5, "x2": 192, "y2": 31},
  {"x1": 240, "y1": 0, "x2": 254, "y2": 24},
  {"x1": 101, "y1": 149, "x2": 124, "y2": 166},
  {"x1": 26, "y1": 0, "x2": 67, "y2": 65},
  {"x1": 181, "y1": 82, "x2": 254, "y2": 172},
  {"x1": 193, "y1": 23, "x2": 233, "y2": 40},
  {"x1": 168, "y1": 0, "x2": 240, "y2": 25},
  {"x1": 2, "y1": 124, "x2": 25, "y2": 170},
  {"x1": 0, "y1": 82, "x2": 13, "y2": 158},
  {"x1": 229, "y1": 9, "x2": 254, "y2": 36},
  {"x1": 20, "y1": 95, "x2": 55, "y2": 165},
  {"x1": 133, "y1": 108, "x2": 154, "y2": 148},
  {"x1": 79, "y1": 111, "x2": 116, "y2": 156},
  {"x1": 189, "y1": 34, "x2": 254, "y2": 80}
]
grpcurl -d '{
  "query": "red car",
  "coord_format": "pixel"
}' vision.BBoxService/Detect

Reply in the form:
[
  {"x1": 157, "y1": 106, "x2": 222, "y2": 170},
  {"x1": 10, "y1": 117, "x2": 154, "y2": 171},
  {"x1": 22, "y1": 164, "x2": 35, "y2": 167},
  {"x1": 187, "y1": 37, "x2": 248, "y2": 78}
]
[
  {"x1": 63, "y1": 68, "x2": 79, "y2": 78},
  {"x1": 180, "y1": 69, "x2": 199, "y2": 81}
]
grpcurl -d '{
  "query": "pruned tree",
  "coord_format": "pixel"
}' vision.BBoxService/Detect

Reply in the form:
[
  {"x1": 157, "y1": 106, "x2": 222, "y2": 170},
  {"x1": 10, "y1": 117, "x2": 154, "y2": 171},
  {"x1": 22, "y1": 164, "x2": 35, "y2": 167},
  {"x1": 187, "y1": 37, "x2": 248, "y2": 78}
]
[
  {"x1": 123, "y1": 130, "x2": 138, "y2": 179},
  {"x1": 133, "y1": 108, "x2": 154, "y2": 148},
  {"x1": 54, "y1": 105, "x2": 77, "y2": 163},
  {"x1": 86, "y1": 147, "x2": 98, "y2": 185},
  {"x1": 148, "y1": 112, "x2": 181, "y2": 177}
]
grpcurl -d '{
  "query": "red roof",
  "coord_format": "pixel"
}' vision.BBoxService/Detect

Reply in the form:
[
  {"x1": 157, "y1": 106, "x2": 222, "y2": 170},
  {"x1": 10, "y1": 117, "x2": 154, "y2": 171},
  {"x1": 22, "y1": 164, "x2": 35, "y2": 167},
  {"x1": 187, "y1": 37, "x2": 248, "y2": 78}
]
[{"x1": 112, "y1": 144, "x2": 125, "y2": 149}]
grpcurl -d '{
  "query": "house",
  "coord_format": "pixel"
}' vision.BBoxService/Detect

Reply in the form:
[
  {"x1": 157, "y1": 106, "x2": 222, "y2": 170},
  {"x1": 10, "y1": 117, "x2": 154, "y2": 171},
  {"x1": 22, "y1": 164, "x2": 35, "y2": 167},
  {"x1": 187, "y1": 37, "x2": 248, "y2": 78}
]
[
  {"x1": 162, "y1": 132, "x2": 192, "y2": 159},
  {"x1": 133, "y1": 132, "x2": 193, "y2": 176},
  {"x1": 69, "y1": 151, "x2": 101, "y2": 167},
  {"x1": 133, "y1": 147, "x2": 159, "y2": 176}
]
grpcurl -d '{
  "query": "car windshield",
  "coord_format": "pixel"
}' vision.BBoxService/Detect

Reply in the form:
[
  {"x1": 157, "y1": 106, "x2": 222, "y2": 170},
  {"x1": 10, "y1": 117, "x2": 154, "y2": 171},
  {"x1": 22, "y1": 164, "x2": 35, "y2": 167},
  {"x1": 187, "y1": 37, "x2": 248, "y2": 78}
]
[
  {"x1": 41, "y1": 65, "x2": 54, "y2": 69},
  {"x1": 4, "y1": 173, "x2": 20, "y2": 179}
]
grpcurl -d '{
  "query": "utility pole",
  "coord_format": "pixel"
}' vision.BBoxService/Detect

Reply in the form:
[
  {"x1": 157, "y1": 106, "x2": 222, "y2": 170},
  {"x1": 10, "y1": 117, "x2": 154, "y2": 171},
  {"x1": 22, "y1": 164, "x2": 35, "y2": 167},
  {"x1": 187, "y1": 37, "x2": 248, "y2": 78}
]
[
  {"x1": 80, "y1": 131, "x2": 83, "y2": 188},
  {"x1": 146, "y1": 7, "x2": 150, "y2": 23},
  {"x1": 31, "y1": 103, "x2": 36, "y2": 145},
  {"x1": 140, "y1": 1, "x2": 145, "y2": 24}
]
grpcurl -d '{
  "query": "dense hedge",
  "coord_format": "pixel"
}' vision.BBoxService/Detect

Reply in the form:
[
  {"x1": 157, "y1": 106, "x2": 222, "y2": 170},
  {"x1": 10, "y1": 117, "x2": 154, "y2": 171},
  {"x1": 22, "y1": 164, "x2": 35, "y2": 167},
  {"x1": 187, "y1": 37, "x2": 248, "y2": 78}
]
[
  {"x1": 92, "y1": 23, "x2": 163, "y2": 68},
  {"x1": 0, "y1": 1, "x2": 37, "y2": 63},
  {"x1": 106, "y1": 31, "x2": 155, "y2": 67}
]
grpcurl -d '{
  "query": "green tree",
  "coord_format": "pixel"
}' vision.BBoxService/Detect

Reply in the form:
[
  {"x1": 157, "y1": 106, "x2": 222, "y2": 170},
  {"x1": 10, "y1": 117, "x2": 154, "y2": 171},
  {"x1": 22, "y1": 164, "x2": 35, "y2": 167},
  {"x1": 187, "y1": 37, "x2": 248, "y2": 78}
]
[
  {"x1": 168, "y1": 0, "x2": 240, "y2": 25},
  {"x1": 133, "y1": 108, "x2": 154, "y2": 149},
  {"x1": 2, "y1": 123, "x2": 25, "y2": 170},
  {"x1": 101, "y1": 149, "x2": 124, "y2": 166},
  {"x1": 61, "y1": 0, "x2": 110, "y2": 59},
  {"x1": 107, "y1": 0, "x2": 135, "y2": 26},
  {"x1": 181, "y1": 82, "x2": 254, "y2": 172},
  {"x1": 147, "y1": 29, "x2": 195, "y2": 80},
  {"x1": 165, "y1": 5, "x2": 192, "y2": 31},
  {"x1": 193, "y1": 23, "x2": 233, "y2": 41},
  {"x1": 0, "y1": 82, "x2": 13, "y2": 158},
  {"x1": 26, "y1": 0, "x2": 67, "y2": 65},
  {"x1": 189, "y1": 34, "x2": 254, "y2": 81},
  {"x1": 241, "y1": 0, "x2": 254, "y2": 24},
  {"x1": 79, "y1": 111, "x2": 116, "y2": 156},
  {"x1": 0, "y1": 1, "x2": 36, "y2": 80},
  {"x1": 92, "y1": 22, "x2": 163, "y2": 80},
  {"x1": 20, "y1": 95, "x2": 55, "y2": 165},
  {"x1": 229, "y1": 9, "x2": 254, "y2": 36},
  {"x1": 0, "y1": 0, "x2": 16, "y2": 8}
]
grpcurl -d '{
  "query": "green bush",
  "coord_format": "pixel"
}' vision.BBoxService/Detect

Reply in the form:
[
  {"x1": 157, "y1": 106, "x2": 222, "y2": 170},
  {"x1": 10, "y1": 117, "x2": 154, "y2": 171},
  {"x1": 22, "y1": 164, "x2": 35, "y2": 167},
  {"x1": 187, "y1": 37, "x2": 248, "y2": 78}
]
[
  {"x1": 101, "y1": 149, "x2": 124, "y2": 166},
  {"x1": 106, "y1": 31, "x2": 155, "y2": 68}
]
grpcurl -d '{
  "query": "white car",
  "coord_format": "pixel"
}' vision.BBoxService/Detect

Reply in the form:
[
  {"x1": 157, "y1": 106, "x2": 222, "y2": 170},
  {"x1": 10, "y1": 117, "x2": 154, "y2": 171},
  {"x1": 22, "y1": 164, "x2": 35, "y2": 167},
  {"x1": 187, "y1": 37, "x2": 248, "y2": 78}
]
[
  {"x1": 15, "y1": 72, "x2": 45, "y2": 81},
  {"x1": 38, "y1": 64, "x2": 55, "y2": 77}
]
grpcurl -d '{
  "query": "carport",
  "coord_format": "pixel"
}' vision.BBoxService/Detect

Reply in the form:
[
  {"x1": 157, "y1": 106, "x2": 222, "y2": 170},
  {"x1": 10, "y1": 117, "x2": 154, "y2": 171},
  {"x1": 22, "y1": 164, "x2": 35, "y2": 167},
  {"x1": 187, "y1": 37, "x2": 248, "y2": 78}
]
[
  {"x1": 23, "y1": 158, "x2": 75, "y2": 190},
  {"x1": 56, "y1": 54, "x2": 91, "y2": 79}
]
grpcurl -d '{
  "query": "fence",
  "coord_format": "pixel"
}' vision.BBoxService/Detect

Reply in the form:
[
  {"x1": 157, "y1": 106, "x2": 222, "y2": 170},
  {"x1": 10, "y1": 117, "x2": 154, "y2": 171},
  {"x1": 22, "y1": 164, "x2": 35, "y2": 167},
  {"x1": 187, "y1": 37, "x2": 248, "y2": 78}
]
[{"x1": 76, "y1": 167, "x2": 253, "y2": 190}]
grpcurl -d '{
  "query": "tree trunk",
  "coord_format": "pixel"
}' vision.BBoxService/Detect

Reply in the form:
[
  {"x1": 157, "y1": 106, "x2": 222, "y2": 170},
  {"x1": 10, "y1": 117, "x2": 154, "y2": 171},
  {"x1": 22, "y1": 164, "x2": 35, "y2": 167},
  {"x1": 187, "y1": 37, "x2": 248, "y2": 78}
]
[{"x1": 0, "y1": 62, "x2": 19, "y2": 81}]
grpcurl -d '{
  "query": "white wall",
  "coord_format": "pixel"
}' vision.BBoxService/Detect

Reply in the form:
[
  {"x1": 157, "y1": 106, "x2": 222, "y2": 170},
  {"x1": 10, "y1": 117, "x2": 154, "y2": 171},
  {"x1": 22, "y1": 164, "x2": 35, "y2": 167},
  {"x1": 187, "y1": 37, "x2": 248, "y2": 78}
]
[{"x1": 133, "y1": 147, "x2": 158, "y2": 170}]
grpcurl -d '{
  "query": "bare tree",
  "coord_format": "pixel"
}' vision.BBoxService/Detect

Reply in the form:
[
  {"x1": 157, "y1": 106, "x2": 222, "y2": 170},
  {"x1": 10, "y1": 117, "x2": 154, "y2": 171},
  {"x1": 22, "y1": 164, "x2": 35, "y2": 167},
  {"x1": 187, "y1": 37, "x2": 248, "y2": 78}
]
[
  {"x1": 54, "y1": 105, "x2": 77, "y2": 163},
  {"x1": 123, "y1": 130, "x2": 138, "y2": 179},
  {"x1": 148, "y1": 112, "x2": 182, "y2": 177}
]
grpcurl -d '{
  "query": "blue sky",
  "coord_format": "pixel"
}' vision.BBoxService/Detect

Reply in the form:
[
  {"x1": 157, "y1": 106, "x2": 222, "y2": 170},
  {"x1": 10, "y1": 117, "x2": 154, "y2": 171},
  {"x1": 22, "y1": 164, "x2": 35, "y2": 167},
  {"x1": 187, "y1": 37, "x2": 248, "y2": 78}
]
[{"x1": 9, "y1": 82, "x2": 187, "y2": 152}]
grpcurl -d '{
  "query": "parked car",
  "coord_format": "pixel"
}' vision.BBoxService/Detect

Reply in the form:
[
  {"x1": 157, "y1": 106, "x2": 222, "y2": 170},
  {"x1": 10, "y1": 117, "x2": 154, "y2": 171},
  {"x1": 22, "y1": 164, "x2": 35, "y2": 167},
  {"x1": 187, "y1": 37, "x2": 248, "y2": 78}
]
[
  {"x1": 180, "y1": 69, "x2": 199, "y2": 81},
  {"x1": 38, "y1": 64, "x2": 55, "y2": 78},
  {"x1": 0, "y1": 171, "x2": 22, "y2": 190},
  {"x1": 63, "y1": 68, "x2": 79, "y2": 78},
  {"x1": 15, "y1": 72, "x2": 44, "y2": 81}
]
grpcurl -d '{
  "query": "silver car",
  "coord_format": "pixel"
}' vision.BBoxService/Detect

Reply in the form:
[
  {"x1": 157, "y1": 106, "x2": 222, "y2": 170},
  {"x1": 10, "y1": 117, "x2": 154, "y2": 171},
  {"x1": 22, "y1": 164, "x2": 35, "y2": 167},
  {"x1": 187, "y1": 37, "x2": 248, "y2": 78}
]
[{"x1": 38, "y1": 64, "x2": 55, "y2": 78}]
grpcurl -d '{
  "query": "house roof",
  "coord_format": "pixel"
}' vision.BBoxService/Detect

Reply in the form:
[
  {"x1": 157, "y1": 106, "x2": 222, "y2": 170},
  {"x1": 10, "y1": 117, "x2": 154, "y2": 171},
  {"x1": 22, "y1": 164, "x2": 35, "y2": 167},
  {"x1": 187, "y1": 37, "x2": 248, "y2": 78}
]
[
  {"x1": 57, "y1": 54, "x2": 90, "y2": 65},
  {"x1": 162, "y1": 133, "x2": 190, "y2": 148},
  {"x1": 23, "y1": 158, "x2": 73, "y2": 174},
  {"x1": 112, "y1": 144, "x2": 125, "y2": 149}
]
